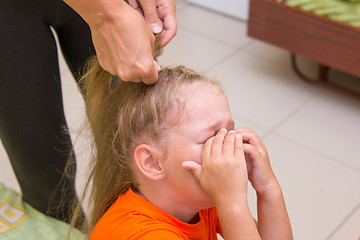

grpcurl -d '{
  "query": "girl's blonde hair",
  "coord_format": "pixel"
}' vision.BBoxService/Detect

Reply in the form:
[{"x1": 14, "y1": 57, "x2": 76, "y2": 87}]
[{"x1": 71, "y1": 35, "x2": 222, "y2": 237}]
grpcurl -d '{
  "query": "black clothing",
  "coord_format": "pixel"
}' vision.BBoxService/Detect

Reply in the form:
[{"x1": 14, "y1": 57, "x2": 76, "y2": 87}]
[{"x1": 0, "y1": 0, "x2": 95, "y2": 222}]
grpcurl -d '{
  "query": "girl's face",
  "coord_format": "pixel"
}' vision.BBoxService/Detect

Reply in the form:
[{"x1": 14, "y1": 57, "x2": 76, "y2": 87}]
[{"x1": 160, "y1": 82, "x2": 234, "y2": 211}]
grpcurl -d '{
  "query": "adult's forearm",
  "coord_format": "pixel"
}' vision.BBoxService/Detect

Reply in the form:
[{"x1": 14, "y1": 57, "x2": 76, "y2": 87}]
[{"x1": 63, "y1": 0, "x2": 127, "y2": 27}]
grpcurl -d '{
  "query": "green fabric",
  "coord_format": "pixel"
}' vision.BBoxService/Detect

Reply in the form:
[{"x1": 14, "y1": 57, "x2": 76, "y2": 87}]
[
  {"x1": 0, "y1": 183, "x2": 84, "y2": 240},
  {"x1": 285, "y1": 0, "x2": 360, "y2": 27}
]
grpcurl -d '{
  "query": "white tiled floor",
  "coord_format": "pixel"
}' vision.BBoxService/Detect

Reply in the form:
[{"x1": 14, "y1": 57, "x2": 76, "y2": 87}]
[{"x1": 1, "y1": 1, "x2": 360, "y2": 239}]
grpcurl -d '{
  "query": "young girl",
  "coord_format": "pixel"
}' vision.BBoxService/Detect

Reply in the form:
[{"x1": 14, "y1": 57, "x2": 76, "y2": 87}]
[{"x1": 73, "y1": 39, "x2": 293, "y2": 240}]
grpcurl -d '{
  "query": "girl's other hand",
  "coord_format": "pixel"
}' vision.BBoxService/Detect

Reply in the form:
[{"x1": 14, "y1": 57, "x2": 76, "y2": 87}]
[{"x1": 235, "y1": 128, "x2": 280, "y2": 196}]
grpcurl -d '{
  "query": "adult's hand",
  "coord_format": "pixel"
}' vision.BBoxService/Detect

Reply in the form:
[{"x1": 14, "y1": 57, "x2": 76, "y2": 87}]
[
  {"x1": 64, "y1": 0, "x2": 177, "y2": 84},
  {"x1": 129, "y1": 0, "x2": 177, "y2": 46}
]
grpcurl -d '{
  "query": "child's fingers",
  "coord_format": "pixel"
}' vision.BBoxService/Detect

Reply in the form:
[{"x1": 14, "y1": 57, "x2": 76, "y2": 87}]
[
  {"x1": 182, "y1": 161, "x2": 202, "y2": 181},
  {"x1": 234, "y1": 133, "x2": 245, "y2": 161},
  {"x1": 211, "y1": 128, "x2": 227, "y2": 158},
  {"x1": 235, "y1": 128, "x2": 263, "y2": 149},
  {"x1": 202, "y1": 136, "x2": 214, "y2": 162},
  {"x1": 242, "y1": 143, "x2": 261, "y2": 162},
  {"x1": 235, "y1": 128, "x2": 259, "y2": 143},
  {"x1": 223, "y1": 130, "x2": 236, "y2": 158}
]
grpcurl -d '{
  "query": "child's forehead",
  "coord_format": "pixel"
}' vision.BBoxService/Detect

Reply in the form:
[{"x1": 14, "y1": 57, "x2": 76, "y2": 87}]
[{"x1": 171, "y1": 82, "x2": 227, "y2": 120}]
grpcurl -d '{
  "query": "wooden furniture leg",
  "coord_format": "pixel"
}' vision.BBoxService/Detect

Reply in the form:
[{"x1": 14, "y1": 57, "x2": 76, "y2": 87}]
[{"x1": 291, "y1": 53, "x2": 360, "y2": 99}]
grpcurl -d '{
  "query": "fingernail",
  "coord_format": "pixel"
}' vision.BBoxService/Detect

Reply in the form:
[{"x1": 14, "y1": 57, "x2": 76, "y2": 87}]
[
  {"x1": 151, "y1": 23, "x2": 162, "y2": 33},
  {"x1": 236, "y1": 134, "x2": 241, "y2": 139},
  {"x1": 220, "y1": 128, "x2": 227, "y2": 133},
  {"x1": 228, "y1": 130, "x2": 236, "y2": 134}
]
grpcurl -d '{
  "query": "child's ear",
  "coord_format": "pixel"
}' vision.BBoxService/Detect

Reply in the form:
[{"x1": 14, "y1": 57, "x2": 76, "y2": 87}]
[{"x1": 133, "y1": 144, "x2": 165, "y2": 180}]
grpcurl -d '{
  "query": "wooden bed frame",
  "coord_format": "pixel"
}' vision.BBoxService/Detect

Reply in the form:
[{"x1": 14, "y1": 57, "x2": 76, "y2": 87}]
[{"x1": 247, "y1": 0, "x2": 360, "y2": 98}]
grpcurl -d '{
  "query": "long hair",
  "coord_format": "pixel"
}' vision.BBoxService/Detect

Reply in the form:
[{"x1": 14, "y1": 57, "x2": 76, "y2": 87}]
[{"x1": 70, "y1": 34, "x2": 222, "y2": 238}]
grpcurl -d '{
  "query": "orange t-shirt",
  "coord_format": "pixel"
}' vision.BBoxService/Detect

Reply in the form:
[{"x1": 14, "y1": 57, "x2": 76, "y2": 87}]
[{"x1": 90, "y1": 189, "x2": 222, "y2": 240}]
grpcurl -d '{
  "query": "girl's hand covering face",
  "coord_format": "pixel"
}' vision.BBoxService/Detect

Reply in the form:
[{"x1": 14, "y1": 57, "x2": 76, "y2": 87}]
[{"x1": 182, "y1": 129, "x2": 249, "y2": 205}]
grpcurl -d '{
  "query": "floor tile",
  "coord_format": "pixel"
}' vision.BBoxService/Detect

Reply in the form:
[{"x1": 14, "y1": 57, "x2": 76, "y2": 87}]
[
  {"x1": 59, "y1": 58, "x2": 85, "y2": 133},
  {"x1": 207, "y1": 50, "x2": 317, "y2": 131},
  {"x1": 0, "y1": 141, "x2": 20, "y2": 193},
  {"x1": 263, "y1": 134, "x2": 360, "y2": 240},
  {"x1": 157, "y1": 27, "x2": 237, "y2": 72},
  {"x1": 274, "y1": 90, "x2": 360, "y2": 171},
  {"x1": 59, "y1": 52, "x2": 93, "y2": 201},
  {"x1": 244, "y1": 38, "x2": 331, "y2": 81},
  {"x1": 176, "y1": 4, "x2": 251, "y2": 48},
  {"x1": 329, "y1": 203, "x2": 360, "y2": 240},
  {"x1": 242, "y1": 38, "x2": 291, "y2": 66}
]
